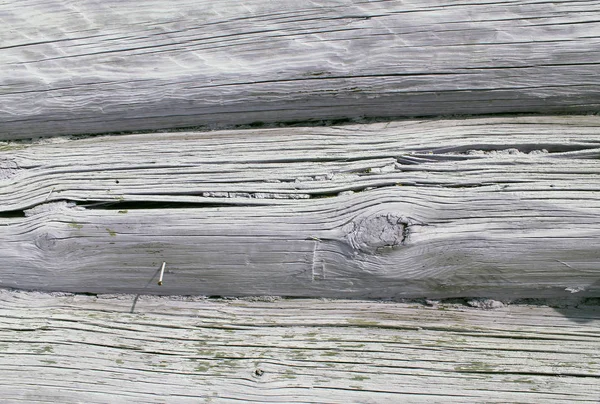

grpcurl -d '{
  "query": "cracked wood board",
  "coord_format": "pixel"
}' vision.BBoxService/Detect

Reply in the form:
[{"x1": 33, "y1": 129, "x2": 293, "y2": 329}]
[
  {"x1": 0, "y1": 290, "x2": 598, "y2": 403},
  {"x1": 2, "y1": 115, "x2": 600, "y2": 211},
  {"x1": 1, "y1": 0, "x2": 600, "y2": 139},
  {"x1": 1, "y1": 116, "x2": 599, "y2": 298}
]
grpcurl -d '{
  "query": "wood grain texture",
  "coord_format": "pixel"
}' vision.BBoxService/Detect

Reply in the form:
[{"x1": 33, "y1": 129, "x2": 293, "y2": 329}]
[
  {"x1": 1, "y1": 0, "x2": 600, "y2": 139},
  {"x1": 1, "y1": 116, "x2": 600, "y2": 298},
  {"x1": 0, "y1": 291, "x2": 598, "y2": 403}
]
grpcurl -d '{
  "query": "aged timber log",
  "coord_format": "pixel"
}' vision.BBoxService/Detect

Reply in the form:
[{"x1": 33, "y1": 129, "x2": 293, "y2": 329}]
[
  {"x1": 1, "y1": 116, "x2": 599, "y2": 298},
  {"x1": 1, "y1": 0, "x2": 600, "y2": 139},
  {"x1": 0, "y1": 291, "x2": 598, "y2": 403}
]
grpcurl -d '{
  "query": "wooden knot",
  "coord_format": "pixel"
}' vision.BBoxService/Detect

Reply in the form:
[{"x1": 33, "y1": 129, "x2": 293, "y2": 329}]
[
  {"x1": 345, "y1": 212, "x2": 412, "y2": 254},
  {"x1": 0, "y1": 158, "x2": 19, "y2": 181},
  {"x1": 34, "y1": 231, "x2": 59, "y2": 251}
]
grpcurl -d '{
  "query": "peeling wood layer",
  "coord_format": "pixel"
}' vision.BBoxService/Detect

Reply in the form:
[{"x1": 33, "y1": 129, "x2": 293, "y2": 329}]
[
  {"x1": 0, "y1": 291, "x2": 598, "y2": 403},
  {"x1": 3, "y1": 115, "x2": 600, "y2": 211},
  {"x1": 1, "y1": 0, "x2": 600, "y2": 139},
  {"x1": 1, "y1": 116, "x2": 600, "y2": 298}
]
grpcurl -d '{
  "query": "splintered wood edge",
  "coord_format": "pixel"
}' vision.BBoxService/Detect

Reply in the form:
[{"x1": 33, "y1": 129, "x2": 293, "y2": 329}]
[
  {"x1": 0, "y1": 290, "x2": 598, "y2": 403},
  {"x1": 3, "y1": 115, "x2": 600, "y2": 212}
]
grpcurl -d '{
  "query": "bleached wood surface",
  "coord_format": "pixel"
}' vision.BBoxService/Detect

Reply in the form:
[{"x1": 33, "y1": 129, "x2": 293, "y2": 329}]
[
  {"x1": 2, "y1": 0, "x2": 600, "y2": 139},
  {"x1": 1, "y1": 116, "x2": 600, "y2": 298},
  {"x1": 0, "y1": 290, "x2": 598, "y2": 403}
]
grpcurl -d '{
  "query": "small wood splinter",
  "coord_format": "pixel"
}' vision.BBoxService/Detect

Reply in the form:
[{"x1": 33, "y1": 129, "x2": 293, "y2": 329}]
[
  {"x1": 44, "y1": 187, "x2": 55, "y2": 202},
  {"x1": 158, "y1": 262, "x2": 166, "y2": 286}
]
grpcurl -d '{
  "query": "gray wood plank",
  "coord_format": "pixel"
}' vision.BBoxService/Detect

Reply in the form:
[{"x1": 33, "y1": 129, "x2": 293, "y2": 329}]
[
  {"x1": 1, "y1": 0, "x2": 600, "y2": 139},
  {"x1": 3, "y1": 115, "x2": 600, "y2": 212},
  {"x1": 1, "y1": 116, "x2": 599, "y2": 298},
  {"x1": 0, "y1": 291, "x2": 598, "y2": 403}
]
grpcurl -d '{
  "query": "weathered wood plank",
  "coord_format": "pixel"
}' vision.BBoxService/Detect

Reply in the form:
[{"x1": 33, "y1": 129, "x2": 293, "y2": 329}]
[
  {"x1": 1, "y1": 116, "x2": 599, "y2": 298},
  {"x1": 0, "y1": 291, "x2": 598, "y2": 403},
  {"x1": 3, "y1": 115, "x2": 600, "y2": 211},
  {"x1": 1, "y1": 0, "x2": 600, "y2": 139}
]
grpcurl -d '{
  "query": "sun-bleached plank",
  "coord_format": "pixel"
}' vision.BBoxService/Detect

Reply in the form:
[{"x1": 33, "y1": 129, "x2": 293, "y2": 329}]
[
  {"x1": 1, "y1": 117, "x2": 599, "y2": 298},
  {"x1": 1, "y1": 0, "x2": 600, "y2": 139},
  {"x1": 0, "y1": 291, "x2": 598, "y2": 403}
]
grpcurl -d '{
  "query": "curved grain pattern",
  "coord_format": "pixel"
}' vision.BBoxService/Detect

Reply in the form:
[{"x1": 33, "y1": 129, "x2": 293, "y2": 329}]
[
  {"x1": 2, "y1": 115, "x2": 600, "y2": 212},
  {"x1": 0, "y1": 291, "x2": 598, "y2": 403},
  {"x1": 1, "y1": 116, "x2": 600, "y2": 298},
  {"x1": 1, "y1": 1, "x2": 600, "y2": 139},
  {"x1": 1, "y1": 187, "x2": 599, "y2": 298}
]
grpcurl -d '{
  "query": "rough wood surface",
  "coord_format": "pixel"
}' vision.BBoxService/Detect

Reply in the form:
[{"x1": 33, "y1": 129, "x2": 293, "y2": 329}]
[
  {"x1": 1, "y1": 116, "x2": 600, "y2": 298},
  {"x1": 2, "y1": 0, "x2": 600, "y2": 139},
  {"x1": 0, "y1": 291, "x2": 598, "y2": 403}
]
